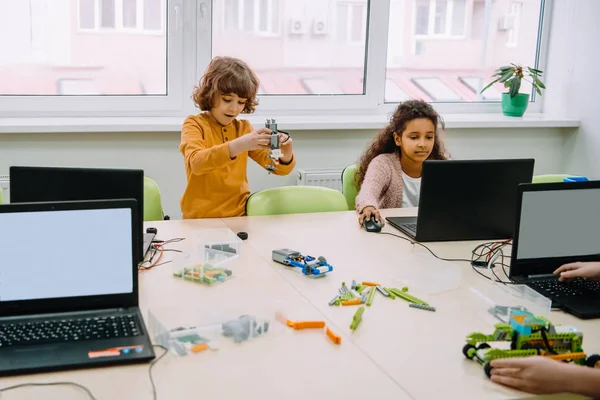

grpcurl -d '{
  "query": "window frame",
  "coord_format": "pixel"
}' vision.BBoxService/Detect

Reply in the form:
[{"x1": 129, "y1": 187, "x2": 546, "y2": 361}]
[{"x1": 0, "y1": 0, "x2": 553, "y2": 119}]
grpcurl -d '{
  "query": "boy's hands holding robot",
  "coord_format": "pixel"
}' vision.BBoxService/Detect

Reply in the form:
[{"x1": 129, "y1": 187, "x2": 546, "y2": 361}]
[{"x1": 229, "y1": 127, "x2": 272, "y2": 157}]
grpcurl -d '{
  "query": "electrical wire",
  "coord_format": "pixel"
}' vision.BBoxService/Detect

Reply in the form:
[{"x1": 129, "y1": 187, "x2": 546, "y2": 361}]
[
  {"x1": 0, "y1": 344, "x2": 168, "y2": 400},
  {"x1": 376, "y1": 231, "x2": 473, "y2": 262},
  {"x1": 138, "y1": 238, "x2": 186, "y2": 271}
]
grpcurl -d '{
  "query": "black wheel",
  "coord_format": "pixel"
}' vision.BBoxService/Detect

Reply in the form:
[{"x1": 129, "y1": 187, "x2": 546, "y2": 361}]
[
  {"x1": 585, "y1": 354, "x2": 600, "y2": 368},
  {"x1": 318, "y1": 256, "x2": 327, "y2": 264},
  {"x1": 463, "y1": 344, "x2": 477, "y2": 359},
  {"x1": 477, "y1": 343, "x2": 491, "y2": 350},
  {"x1": 484, "y1": 362, "x2": 493, "y2": 378}
]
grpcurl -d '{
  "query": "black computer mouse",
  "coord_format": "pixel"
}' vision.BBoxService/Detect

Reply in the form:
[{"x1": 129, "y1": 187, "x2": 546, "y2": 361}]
[{"x1": 363, "y1": 215, "x2": 382, "y2": 233}]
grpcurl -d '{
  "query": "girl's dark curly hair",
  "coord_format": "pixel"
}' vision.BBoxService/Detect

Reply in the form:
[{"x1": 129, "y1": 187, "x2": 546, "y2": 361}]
[
  {"x1": 355, "y1": 100, "x2": 448, "y2": 189},
  {"x1": 192, "y1": 56, "x2": 259, "y2": 114}
]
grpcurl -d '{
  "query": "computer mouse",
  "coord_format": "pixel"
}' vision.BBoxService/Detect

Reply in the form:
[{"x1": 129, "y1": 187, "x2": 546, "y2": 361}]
[{"x1": 363, "y1": 215, "x2": 382, "y2": 233}]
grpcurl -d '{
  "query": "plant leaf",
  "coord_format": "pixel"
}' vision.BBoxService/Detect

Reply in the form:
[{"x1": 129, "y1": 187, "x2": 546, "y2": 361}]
[
  {"x1": 499, "y1": 70, "x2": 514, "y2": 83},
  {"x1": 531, "y1": 75, "x2": 546, "y2": 89},
  {"x1": 528, "y1": 66, "x2": 543, "y2": 74},
  {"x1": 509, "y1": 77, "x2": 521, "y2": 98},
  {"x1": 480, "y1": 78, "x2": 501, "y2": 93},
  {"x1": 504, "y1": 77, "x2": 513, "y2": 88},
  {"x1": 534, "y1": 85, "x2": 542, "y2": 96}
]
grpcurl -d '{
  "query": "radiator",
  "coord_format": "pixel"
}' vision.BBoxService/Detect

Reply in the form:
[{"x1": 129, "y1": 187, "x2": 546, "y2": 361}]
[
  {"x1": 296, "y1": 168, "x2": 343, "y2": 192},
  {"x1": 0, "y1": 174, "x2": 9, "y2": 202}
]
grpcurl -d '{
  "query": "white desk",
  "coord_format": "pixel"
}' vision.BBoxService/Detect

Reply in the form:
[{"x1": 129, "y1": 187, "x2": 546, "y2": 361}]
[{"x1": 0, "y1": 209, "x2": 597, "y2": 400}]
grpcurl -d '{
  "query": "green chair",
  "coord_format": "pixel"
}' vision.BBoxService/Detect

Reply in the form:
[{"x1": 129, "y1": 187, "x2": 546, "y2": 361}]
[
  {"x1": 144, "y1": 176, "x2": 166, "y2": 221},
  {"x1": 0, "y1": 188, "x2": 4, "y2": 205},
  {"x1": 532, "y1": 174, "x2": 575, "y2": 183},
  {"x1": 246, "y1": 186, "x2": 349, "y2": 216},
  {"x1": 341, "y1": 164, "x2": 359, "y2": 210}
]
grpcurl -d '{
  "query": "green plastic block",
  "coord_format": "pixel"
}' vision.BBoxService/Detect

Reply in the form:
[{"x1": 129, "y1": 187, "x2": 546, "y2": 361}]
[{"x1": 350, "y1": 306, "x2": 365, "y2": 330}]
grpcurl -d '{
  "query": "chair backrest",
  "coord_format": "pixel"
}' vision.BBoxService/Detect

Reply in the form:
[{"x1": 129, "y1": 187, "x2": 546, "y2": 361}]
[
  {"x1": 246, "y1": 186, "x2": 349, "y2": 216},
  {"x1": 341, "y1": 164, "x2": 359, "y2": 210},
  {"x1": 144, "y1": 176, "x2": 164, "y2": 221},
  {"x1": 532, "y1": 174, "x2": 575, "y2": 183},
  {"x1": 0, "y1": 188, "x2": 4, "y2": 205}
]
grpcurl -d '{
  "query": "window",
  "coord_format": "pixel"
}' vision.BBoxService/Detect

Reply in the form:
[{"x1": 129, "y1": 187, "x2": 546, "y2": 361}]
[
  {"x1": 212, "y1": 0, "x2": 368, "y2": 97},
  {"x1": 0, "y1": 0, "x2": 550, "y2": 118},
  {"x1": 385, "y1": 0, "x2": 544, "y2": 104},
  {"x1": 337, "y1": 2, "x2": 367, "y2": 44},
  {"x1": 415, "y1": 0, "x2": 467, "y2": 38},
  {"x1": 78, "y1": 0, "x2": 164, "y2": 32},
  {"x1": 507, "y1": 2, "x2": 522, "y2": 47},
  {"x1": 222, "y1": 0, "x2": 280, "y2": 36}
]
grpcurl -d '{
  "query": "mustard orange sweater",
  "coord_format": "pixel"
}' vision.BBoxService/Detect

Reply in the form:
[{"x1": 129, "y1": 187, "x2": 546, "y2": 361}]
[{"x1": 179, "y1": 113, "x2": 296, "y2": 219}]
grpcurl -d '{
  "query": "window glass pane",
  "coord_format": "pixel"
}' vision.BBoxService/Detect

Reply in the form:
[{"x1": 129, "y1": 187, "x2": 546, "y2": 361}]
[
  {"x1": 143, "y1": 0, "x2": 162, "y2": 30},
  {"x1": 451, "y1": 0, "x2": 466, "y2": 36},
  {"x1": 100, "y1": 0, "x2": 115, "y2": 28},
  {"x1": 224, "y1": 0, "x2": 239, "y2": 30},
  {"x1": 385, "y1": 79, "x2": 410, "y2": 101},
  {"x1": 79, "y1": 0, "x2": 95, "y2": 29},
  {"x1": 271, "y1": 0, "x2": 279, "y2": 34},
  {"x1": 386, "y1": 0, "x2": 544, "y2": 103},
  {"x1": 0, "y1": 0, "x2": 167, "y2": 96},
  {"x1": 433, "y1": 0, "x2": 447, "y2": 34},
  {"x1": 415, "y1": 0, "x2": 429, "y2": 35},
  {"x1": 259, "y1": 0, "x2": 268, "y2": 31},
  {"x1": 243, "y1": 0, "x2": 254, "y2": 31},
  {"x1": 123, "y1": 0, "x2": 137, "y2": 29},
  {"x1": 213, "y1": 0, "x2": 369, "y2": 95}
]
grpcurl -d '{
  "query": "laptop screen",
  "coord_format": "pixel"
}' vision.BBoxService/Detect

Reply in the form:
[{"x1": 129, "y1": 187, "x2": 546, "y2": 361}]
[
  {"x1": 516, "y1": 188, "x2": 600, "y2": 260},
  {"x1": 0, "y1": 207, "x2": 133, "y2": 303}
]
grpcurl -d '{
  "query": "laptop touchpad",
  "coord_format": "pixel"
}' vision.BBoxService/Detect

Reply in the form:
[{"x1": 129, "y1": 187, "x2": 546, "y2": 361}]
[{"x1": 10, "y1": 346, "x2": 61, "y2": 364}]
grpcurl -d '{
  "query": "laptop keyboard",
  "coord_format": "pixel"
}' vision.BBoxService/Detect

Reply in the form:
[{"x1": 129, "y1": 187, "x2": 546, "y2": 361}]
[
  {"x1": 528, "y1": 278, "x2": 600, "y2": 299},
  {"x1": 0, "y1": 315, "x2": 141, "y2": 347},
  {"x1": 403, "y1": 223, "x2": 417, "y2": 236}
]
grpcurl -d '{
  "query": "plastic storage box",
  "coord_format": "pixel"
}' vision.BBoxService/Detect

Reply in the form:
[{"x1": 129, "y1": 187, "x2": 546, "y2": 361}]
[{"x1": 171, "y1": 228, "x2": 242, "y2": 285}]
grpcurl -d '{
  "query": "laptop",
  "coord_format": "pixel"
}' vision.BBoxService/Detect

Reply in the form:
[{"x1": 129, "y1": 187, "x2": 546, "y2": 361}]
[
  {"x1": 9, "y1": 166, "x2": 156, "y2": 262},
  {"x1": 508, "y1": 181, "x2": 600, "y2": 319},
  {"x1": 386, "y1": 158, "x2": 534, "y2": 242},
  {"x1": 0, "y1": 199, "x2": 155, "y2": 376}
]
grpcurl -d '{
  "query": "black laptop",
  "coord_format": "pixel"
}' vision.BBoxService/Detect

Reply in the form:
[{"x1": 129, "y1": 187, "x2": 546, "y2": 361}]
[
  {"x1": 0, "y1": 199, "x2": 155, "y2": 376},
  {"x1": 508, "y1": 181, "x2": 600, "y2": 319},
  {"x1": 386, "y1": 158, "x2": 534, "y2": 242},
  {"x1": 9, "y1": 166, "x2": 155, "y2": 262}
]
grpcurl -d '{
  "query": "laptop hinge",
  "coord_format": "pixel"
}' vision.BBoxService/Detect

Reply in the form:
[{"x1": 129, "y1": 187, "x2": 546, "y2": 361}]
[
  {"x1": 0, "y1": 307, "x2": 136, "y2": 322},
  {"x1": 526, "y1": 273, "x2": 556, "y2": 280}
]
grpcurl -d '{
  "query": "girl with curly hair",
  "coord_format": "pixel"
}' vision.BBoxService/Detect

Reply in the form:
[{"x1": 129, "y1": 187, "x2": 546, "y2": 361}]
[{"x1": 355, "y1": 100, "x2": 449, "y2": 227}]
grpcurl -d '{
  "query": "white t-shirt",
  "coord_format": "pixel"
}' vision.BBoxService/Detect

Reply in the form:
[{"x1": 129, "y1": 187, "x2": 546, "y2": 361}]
[{"x1": 401, "y1": 171, "x2": 421, "y2": 208}]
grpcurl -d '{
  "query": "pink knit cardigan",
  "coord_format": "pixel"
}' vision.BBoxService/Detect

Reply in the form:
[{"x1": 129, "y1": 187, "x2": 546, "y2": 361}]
[{"x1": 355, "y1": 153, "x2": 405, "y2": 212}]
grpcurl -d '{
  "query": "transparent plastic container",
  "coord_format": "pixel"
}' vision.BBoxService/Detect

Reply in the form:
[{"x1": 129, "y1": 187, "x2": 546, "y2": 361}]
[
  {"x1": 171, "y1": 228, "x2": 241, "y2": 286},
  {"x1": 469, "y1": 280, "x2": 552, "y2": 324}
]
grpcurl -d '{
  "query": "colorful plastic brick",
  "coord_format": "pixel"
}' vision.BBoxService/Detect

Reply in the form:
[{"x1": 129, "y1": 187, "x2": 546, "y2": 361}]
[
  {"x1": 366, "y1": 286, "x2": 377, "y2": 307},
  {"x1": 272, "y1": 249, "x2": 333, "y2": 277},
  {"x1": 342, "y1": 299, "x2": 362, "y2": 306},
  {"x1": 350, "y1": 306, "x2": 364, "y2": 331},
  {"x1": 326, "y1": 327, "x2": 342, "y2": 345},
  {"x1": 409, "y1": 303, "x2": 436, "y2": 312}
]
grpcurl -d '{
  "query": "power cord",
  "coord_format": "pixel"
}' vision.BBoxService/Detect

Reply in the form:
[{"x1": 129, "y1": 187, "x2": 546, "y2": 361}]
[
  {"x1": 0, "y1": 344, "x2": 168, "y2": 399},
  {"x1": 376, "y1": 231, "x2": 473, "y2": 262},
  {"x1": 139, "y1": 238, "x2": 186, "y2": 271}
]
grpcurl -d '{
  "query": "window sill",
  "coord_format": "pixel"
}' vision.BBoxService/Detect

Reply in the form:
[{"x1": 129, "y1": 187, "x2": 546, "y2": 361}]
[{"x1": 0, "y1": 113, "x2": 581, "y2": 134}]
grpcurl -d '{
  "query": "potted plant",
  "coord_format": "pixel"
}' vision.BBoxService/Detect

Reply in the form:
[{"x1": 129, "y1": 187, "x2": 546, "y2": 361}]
[{"x1": 481, "y1": 64, "x2": 545, "y2": 117}]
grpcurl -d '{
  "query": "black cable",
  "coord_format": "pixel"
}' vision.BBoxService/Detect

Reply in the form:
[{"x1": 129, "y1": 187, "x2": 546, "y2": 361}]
[
  {"x1": 0, "y1": 382, "x2": 98, "y2": 399},
  {"x1": 150, "y1": 344, "x2": 168, "y2": 400},
  {"x1": 376, "y1": 232, "x2": 472, "y2": 262},
  {"x1": 0, "y1": 344, "x2": 169, "y2": 400}
]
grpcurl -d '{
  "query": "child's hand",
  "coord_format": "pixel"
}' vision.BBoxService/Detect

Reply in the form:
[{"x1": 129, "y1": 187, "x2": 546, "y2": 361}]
[
  {"x1": 490, "y1": 356, "x2": 574, "y2": 394},
  {"x1": 279, "y1": 132, "x2": 293, "y2": 163},
  {"x1": 229, "y1": 127, "x2": 272, "y2": 157},
  {"x1": 554, "y1": 262, "x2": 600, "y2": 281},
  {"x1": 358, "y1": 206, "x2": 384, "y2": 227}
]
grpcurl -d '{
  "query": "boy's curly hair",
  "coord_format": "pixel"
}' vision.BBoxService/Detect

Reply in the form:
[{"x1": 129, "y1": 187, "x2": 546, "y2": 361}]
[
  {"x1": 355, "y1": 99, "x2": 448, "y2": 189},
  {"x1": 192, "y1": 56, "x2": 259, "y2": 114}
]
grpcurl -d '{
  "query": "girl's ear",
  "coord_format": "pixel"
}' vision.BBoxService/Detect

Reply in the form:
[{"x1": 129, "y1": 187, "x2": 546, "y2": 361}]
[{"x1": 393, "y1": 131, "x2": 402, "y2": 147}]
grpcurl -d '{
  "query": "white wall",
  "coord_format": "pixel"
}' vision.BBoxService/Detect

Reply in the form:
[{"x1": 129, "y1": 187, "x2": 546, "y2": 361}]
[
  {"x1": 544, "y1": 0, "x2": 600, "y2": 177},
  {"x1": 0, "y1": 127, "x2": 571, "y2": 218}
]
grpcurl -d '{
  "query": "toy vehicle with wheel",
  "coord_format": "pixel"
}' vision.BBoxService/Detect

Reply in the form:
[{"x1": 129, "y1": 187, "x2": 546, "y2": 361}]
[
  {"x1": 462, "y1": 310, "x2": 600, "y2": 377},
  {"x1": 272, "y1": 249, "x2": 333, "y2": 277}
]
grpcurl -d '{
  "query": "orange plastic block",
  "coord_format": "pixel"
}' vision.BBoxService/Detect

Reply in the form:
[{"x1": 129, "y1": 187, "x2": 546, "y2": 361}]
[
  {"x1": 191, "y1": 343, "x2": 208, "y2": 353},
  {"x1": 291, "y1": 321, "x2": 325, "y2": 330},
  {"x1": 326, "y1": 327, "x2": 341, "y2": 345},
  {"x1": 341, "y1": 299, "x2": 362, "y2": 306},
  {"x1": 361, "y1": 281, "x2": 380, "y2": 287}
]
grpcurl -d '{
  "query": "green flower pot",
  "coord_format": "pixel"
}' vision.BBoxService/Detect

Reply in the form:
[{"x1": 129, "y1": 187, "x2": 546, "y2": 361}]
[{"x1": 501, "y1": 93, "x2": 530, "y2": 117}]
